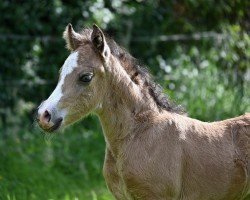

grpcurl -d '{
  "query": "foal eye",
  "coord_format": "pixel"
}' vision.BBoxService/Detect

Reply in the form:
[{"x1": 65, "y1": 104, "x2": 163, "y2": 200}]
[{"x1": 79, "y1": 73, "x2": 94, "y2": 83}]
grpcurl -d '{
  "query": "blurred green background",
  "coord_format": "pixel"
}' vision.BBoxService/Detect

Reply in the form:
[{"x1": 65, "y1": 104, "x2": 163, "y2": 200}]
[{"x1": 0, "y1": 0, "x2": 249, "y2": 199}]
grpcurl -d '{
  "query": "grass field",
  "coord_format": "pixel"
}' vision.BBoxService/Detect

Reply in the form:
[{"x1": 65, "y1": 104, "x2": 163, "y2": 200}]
[{"x1": 0, "y1": 118, "x2": 114, "y2": 200}]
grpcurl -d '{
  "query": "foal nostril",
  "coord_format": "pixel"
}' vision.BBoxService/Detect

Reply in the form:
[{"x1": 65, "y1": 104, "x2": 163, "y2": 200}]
[{"x1": 43, "y1": 110, "x2": 51, "y2": 123}]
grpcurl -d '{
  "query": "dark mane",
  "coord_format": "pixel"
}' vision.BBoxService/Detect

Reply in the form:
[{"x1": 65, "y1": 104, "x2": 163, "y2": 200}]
[
  {"x1": 106, "y1": 36, "x2": 184, "y2": 114},
  {"x1": 81, "y1": 28, "x2": 184, "y2": 114}
]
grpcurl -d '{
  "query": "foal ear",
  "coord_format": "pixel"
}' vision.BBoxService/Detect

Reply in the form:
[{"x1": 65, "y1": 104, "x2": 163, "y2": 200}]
[
  {"x1": 63, "y1": 24, "x2": 83, "y2": 51},
  {"x1": 91, "y1": 24, "x2": 110, "y2": 60}
]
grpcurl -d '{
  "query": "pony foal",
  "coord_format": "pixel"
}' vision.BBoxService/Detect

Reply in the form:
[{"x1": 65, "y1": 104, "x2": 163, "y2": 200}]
[{"x1": 37, "y1": 24, "x2": 250, "y2": 200}]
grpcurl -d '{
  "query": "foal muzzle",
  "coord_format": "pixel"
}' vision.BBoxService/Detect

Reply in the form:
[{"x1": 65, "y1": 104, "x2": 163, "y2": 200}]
[{"x1": 37, "y1": 107, "x2": 63, "y2": 132}]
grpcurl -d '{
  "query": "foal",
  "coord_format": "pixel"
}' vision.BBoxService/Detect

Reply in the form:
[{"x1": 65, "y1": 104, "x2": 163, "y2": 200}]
[{"x1": 37, "y1": 24, "x2": 250, "y2": 200}]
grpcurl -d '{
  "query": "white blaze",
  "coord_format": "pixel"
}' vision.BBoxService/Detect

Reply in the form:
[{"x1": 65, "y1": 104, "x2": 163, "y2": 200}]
[{"x1": 38, "y1": 51, "x2": 79, "y2": 116}]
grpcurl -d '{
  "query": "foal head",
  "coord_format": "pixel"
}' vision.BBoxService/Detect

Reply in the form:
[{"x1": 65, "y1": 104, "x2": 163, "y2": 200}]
[
  {"x1": 37, "y1": 24, "x2": 111, "y2": 132},
  {"x1": 37, "y1": 24, "x2": 183, "y2": 132}
]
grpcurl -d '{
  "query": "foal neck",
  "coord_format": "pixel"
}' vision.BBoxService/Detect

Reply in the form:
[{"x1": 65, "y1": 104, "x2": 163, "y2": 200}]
[{"x1": 96, "y1": 56, "x2": 159, "y2": 157}]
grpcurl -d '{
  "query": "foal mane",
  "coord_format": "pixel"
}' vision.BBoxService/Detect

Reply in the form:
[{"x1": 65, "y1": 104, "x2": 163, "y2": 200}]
[{"x1": 80, "y1": 28, "x2": 184, "y2": 114}]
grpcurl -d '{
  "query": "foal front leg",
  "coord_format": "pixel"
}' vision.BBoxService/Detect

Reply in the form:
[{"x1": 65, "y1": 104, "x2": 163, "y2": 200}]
[{"x1": 103, "y1": 148, "x2": 127, "y2": 200}]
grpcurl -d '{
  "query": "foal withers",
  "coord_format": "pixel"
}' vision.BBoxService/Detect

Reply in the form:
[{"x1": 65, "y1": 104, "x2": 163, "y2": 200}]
[{"x1": 37, "y1": 24, "x2": 250, "y2": 200}]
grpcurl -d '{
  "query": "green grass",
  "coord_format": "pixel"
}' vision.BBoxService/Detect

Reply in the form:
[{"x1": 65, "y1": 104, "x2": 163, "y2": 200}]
[{"x1": 0, "y1": 121, "x2": 114, "y2": 200}]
